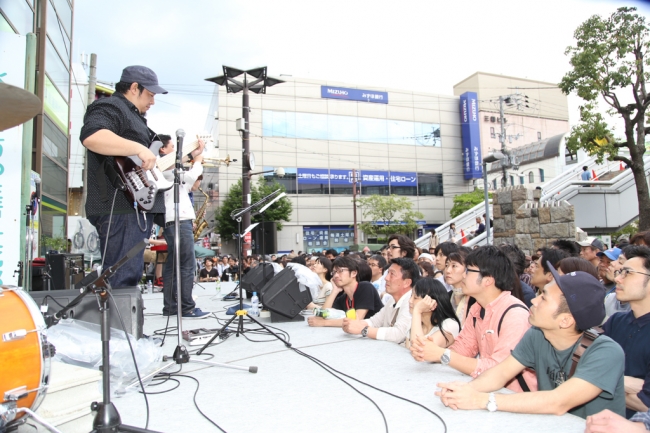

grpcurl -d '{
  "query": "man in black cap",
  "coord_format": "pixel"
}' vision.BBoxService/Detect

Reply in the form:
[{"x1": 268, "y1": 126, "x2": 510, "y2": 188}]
[
  {"x1": 80, "y1": 66, "x2": 201, "y2": 288},
  {"x1": 435, "y1": 262, "x2": 626, "y2": 419}
]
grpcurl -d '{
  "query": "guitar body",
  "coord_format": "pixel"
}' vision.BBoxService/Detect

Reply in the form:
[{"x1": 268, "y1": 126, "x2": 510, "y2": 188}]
[
  {"x1": 114, "y1": 156, "x2": 172, "y2": 212},
  {"x1": 114, "y1": 134, "x2": 213, "y2": 212}
]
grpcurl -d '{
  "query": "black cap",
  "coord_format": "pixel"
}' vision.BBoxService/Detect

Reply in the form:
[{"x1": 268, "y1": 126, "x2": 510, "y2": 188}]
[
  {"x1": 547, "y1": 261, "x2": 606, "y2": 330},
  {"x1": 120, "y1": 65, "x2": 167, "y2": 94}
]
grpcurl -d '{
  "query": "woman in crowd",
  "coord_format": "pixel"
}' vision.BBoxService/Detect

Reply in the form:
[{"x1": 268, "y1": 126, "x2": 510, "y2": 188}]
[
  {"x1": 448, "y1": 223, "x2": 457, "y2": 242},
  {"x1": 307, "y1": 257, "x2": 333, "y2": 307},
  {"x1": 418, "y1": 261, "x2": 436, "y2": 278},
  {"x1": 406, "y1": 278, "x2": 461, "y2": 349},
  {"x1": 444, "y1": 249, "x2": 474, "y2": 327}
]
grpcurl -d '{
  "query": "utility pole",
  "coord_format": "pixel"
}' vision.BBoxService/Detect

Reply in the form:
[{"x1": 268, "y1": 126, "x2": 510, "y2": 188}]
[
  {"x1": 206, "y1": 66, "x2": 284, "y2": 257},
  {"x1": 499, "y1": 96, "x2": 508, "y2": 187},
  {"x1": 352, "y1": 169, "x2": 359, "y2": 246},
  {"x1": 241, "y1": 75, "x2": 251, "y2": 254},
  {"x1": 81, "y1": 53, "x2": 97, "y2": 218}
]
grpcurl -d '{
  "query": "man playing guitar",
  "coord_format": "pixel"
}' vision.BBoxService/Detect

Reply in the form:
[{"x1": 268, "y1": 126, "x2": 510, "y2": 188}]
[{"x1": 80, "y1": 65, "x2": 192, "y2": 288}]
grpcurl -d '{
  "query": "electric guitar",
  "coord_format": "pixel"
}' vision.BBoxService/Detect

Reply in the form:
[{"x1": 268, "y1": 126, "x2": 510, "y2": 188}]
[{"x1": 114, "y1": 134, "x2": 214, "y2": 212}]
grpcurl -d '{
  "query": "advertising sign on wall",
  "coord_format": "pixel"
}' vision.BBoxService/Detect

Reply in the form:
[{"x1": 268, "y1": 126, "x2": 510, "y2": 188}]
[
  {"x1": 0, "y1": 33, "x2": 27, "y2": 285},
  {"x1": 321, "y1": 86, "x2": 388, "y2": 104},
  {"x1": 459, "y1": 92, "x2": 483, "y2": 180}
]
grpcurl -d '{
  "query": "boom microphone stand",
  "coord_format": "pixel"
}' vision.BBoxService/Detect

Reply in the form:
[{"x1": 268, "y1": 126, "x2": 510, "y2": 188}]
[
  {"x1": 46, "y1": 240, "x2": 160, "y2": 433},
  {"x1": 197, "y1": 190, "x2": 291, "y2": 355},
  {"x1": 137, "y1": 130, "x2": 256, "y2": 386}
]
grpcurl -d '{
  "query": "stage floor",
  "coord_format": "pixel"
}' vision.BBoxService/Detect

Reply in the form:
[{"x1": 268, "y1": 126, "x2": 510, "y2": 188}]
[{"x1": 43, "y1": 282, "x2": 589, "y2": 433}]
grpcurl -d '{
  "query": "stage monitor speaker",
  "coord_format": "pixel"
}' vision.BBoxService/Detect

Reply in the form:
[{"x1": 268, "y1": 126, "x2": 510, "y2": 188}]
[
  {"x1": 240, "y1": 262, "x2": 274, "y2": 297},
  {"x1": 259, "y1": 268, "x2": 312, "y2": 321},
  {"x1": 28, "y1": 287, "x2": 144, "y2": 339},
  {"x1": 45, "y1": 253, "x2": 85, "y2": 291},
  {"x1": 253, "y1": 221, "x2": 277, "y2": 256}
]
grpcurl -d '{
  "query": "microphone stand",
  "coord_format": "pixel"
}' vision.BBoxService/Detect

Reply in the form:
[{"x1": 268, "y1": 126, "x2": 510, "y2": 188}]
[
  {"x1": 46, "y1": 240, "x2": 161, "y2": 433},
  {"x1": 136, "y1": 131, "x2": 255, "y2": 389},
  {"x1": 197, "y1": 191, "x2": 291, "y2": 355}
]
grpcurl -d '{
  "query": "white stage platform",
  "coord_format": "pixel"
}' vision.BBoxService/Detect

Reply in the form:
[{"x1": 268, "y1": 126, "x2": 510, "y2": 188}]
[{"x1": 31, "y1": 282, "x2": 587, "y2": 433}]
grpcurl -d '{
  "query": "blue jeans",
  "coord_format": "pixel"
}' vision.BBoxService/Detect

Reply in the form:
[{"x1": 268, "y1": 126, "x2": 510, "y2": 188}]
[
  {"x1": 89, "y1": 212, "x2": 154, "y2": 289},
  {"x1": 162, "y1": 220, "x2": 196, "y2": 315}
]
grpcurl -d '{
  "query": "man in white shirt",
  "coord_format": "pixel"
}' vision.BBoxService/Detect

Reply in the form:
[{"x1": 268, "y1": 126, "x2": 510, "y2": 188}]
[
  {"x1": 159, "y1": 135, "x2": 209, "y2": 319},
  {"x1": 342, "y1": 257, "x2": 418, "y2": 344}
]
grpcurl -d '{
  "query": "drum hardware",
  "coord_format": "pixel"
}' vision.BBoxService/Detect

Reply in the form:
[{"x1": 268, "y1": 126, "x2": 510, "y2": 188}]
[
  {"x1": 0, "y1": 287, "x2": 51, "y2": 432},
  {"x1": 3, "y1": 326, "x2": 41, "y2": 342}
]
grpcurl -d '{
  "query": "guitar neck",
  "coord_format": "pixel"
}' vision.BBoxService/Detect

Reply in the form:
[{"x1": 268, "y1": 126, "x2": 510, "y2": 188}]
[{"x1": 157, "y1": 135, "x2": 212, "y2": 171}]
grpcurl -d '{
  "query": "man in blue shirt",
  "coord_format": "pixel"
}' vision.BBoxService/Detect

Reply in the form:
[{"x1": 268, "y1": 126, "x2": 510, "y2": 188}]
[
  {"x1": 603, "y1": 245, "x2": 650, "y2": 419},
  {"x1": 582, "y1": 166, "x2": 593, "y2": 181}
]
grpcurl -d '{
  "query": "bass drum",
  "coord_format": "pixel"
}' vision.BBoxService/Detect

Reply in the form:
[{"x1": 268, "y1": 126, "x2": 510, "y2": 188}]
[{"x1": 0, "y1": 286, "x2": 50, "y2": 428}]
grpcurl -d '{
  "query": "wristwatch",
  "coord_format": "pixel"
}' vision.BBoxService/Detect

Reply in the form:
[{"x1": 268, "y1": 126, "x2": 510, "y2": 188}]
[
  {"x1": 361, "y1": 326, "x2": 369, "y2": 338},
  {"x1": 441, "y1": 348, "x2": 451, "y2": 365},
  {"x1": 486, "y1": 393, "x2": 498, "y2": 412}
]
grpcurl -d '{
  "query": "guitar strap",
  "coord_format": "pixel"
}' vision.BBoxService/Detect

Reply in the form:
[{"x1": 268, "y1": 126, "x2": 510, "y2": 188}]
[
  {"x1": 97, "y1": 155, "x2": 125, "y2": 202},
  {"x1": 568, "y1": 326, "x2": 604, "y2": 379}
]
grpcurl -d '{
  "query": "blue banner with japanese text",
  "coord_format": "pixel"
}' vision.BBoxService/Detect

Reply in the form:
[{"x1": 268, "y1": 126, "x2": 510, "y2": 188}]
[
  {"x1": 321, "y1": 86, "x2": 389, "y2": 104},
  {"x1": 459, "y1": 92, "x2": 483, "y2": 180}
]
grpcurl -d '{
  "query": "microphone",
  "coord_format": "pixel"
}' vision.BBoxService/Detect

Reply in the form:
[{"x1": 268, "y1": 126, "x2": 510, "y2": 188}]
[
  {"x1": 176, "y1": 129, "x2": 186, "y2": 138},
  {"x1": 34, "y1": 177, "x2": 41, "y2": 198}
]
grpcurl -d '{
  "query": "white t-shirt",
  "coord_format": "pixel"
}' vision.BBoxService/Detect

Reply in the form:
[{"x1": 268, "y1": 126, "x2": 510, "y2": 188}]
[{"x1": 404, "y1": 317, "x2": 461, "y2": 348}]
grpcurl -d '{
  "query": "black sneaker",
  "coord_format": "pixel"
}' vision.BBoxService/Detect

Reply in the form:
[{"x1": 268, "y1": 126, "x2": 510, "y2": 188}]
[
  {"x1": 182, "y1": 308, "x2": 210, "y2": 319},
  {"x1": 162, "y1": 310, "x2": 178, "y2": 316}
]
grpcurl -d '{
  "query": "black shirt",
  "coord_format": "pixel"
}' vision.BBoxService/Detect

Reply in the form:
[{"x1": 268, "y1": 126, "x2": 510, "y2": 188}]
[
  {"x1": 199, "y1": 268, "x2": 219, "y2": 280},
  {"x1": 80, "y1": 93, "x2": 164, "y2": 216},
  {"x1": 332, "y1": 281, "x2": 384, "y2": 319},
  {"x1": 222, "y1": 266, "x2": 239, "y2": 282}
]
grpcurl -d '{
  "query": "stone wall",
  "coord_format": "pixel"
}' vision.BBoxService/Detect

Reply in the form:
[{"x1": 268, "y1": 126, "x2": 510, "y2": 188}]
[{"x1": 492, "y1": 185, "x2": 575, "y2": 254}]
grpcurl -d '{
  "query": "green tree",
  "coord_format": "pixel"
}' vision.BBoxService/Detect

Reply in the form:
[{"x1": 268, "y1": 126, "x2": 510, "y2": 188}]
[
  {"x1": 356, "y1": 194, "x2": 424, "y2": 241},
  {"x1": 560, "y1": 7, "x2": 650, "y2": 230},
  {"x1": 216, "y1": 177, "x2": 292, "y2": 240},
  {"x1": 450, "y1": 189, "x2": 491, "y2": 219}
]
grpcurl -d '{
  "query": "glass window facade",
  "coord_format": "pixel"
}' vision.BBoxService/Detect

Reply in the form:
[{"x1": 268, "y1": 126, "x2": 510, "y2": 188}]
[
  {"x1": 50, "y1": 0, "x2": 71, "y2": 37},
  {"x1": 42, "y1": 115, "x2": 68, "y2": 166},
  {"x1": 41, "y1": 156, "x2": 67, "y2": 203},
  {"x1": 262, "y1": 110, "x2": 441, "y2": 146},
  {"x1": 0, "y1": 0, "x2": 33, "y2": 34},
  {"x1": 46, "y1": 0, "x2": 70, "y2": 60},
  {"x1": 417, "y1": 173, "x2": 444, "y2": 196},
  {"x1": 263, "y1": 167, "x2": 297, "y2": 194},
  {"x1": 45, "y1": 38, "x2": 69, "y2": 101}
]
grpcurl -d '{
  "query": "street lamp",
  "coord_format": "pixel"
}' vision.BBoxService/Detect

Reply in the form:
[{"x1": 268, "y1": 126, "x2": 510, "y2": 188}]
[
  {"x1": 483, "y1": 151, "x2": 506, "y2": 245},
  {"x1": 206, "y1": 66, "x2": 284, "y2": 256}
]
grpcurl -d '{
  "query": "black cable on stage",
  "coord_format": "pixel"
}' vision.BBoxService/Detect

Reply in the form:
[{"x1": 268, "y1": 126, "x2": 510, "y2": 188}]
[
  {"x1": 107, "y1": 291, "x2": 152, "y2": 430},
  {"x1": 291, "y1": 346, "x2": 448, "y2": 433},
  {"x1": 167, "y1": 373, "x2": 228, "y2": 433}
]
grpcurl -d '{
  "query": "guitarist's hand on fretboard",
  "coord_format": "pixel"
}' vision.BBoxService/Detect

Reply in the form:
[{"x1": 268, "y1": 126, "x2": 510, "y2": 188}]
[
  {"x1": 138, "y1": 147, "x2": 158, "y2": 171},
  {"x1": 189, "y1": 139, "x2": 206, "y2": 161}
]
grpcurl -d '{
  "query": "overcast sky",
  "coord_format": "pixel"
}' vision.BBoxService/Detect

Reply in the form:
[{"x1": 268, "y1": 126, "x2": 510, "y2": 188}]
[{"x1": 72, "y1": 0, "x2": 650, "y2": 139}]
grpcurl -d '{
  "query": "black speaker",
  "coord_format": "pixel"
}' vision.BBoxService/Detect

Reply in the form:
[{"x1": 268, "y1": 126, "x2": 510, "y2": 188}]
[
  {"x1": 241, "y1": 262, "x2": 275, "y2": 298},
  {"x1": 45, "y1": 253, "x2": 85, "y2": 291},
  {"x1": 28, "y1": 287, "x2": 144, "y2": 339},
  {"x1": 253, "y1": 221, "x2": 277, "y2": 256},
  {"x1": 259, "y1": 268, "x2": 312, "y2": 321}
]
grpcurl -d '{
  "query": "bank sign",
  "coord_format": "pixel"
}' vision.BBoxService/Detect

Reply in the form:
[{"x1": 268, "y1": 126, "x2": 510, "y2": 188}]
[
  {"x1": 321, "y1": 86, "x2": 388, "y2": 104},
  {"x1": 459, "y1": 92, "x2": 483, "y2": 180}
]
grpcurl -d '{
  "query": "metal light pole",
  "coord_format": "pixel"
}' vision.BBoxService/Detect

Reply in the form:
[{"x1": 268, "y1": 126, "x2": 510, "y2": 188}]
[
  {"x1": 206, "y1": 67, "x2": 284, "y2": 256},
  {"x1": 483, "y1": 152, "x2": 505, "y2": 245}
]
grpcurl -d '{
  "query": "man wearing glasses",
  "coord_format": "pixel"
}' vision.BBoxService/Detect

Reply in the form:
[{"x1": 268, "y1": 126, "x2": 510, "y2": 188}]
[
  {"x1": 341, "y1": 258, "x2": 418, "y2": 343},
  {"x1": 602, "y1": 245, "x2": 650, "y2": 419},
  {"x1": 435, "y1": 261, "x2": 625, "y2": 419},
  {"x1": 307, "y1": 256, "x2": 383, "y2": 328},
  {"x1": 386, "y1": 234, "x2": 416, "y2": 260},
  {"x1": 410, "y1": 246, "x2": 536, "y2": 393}
]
